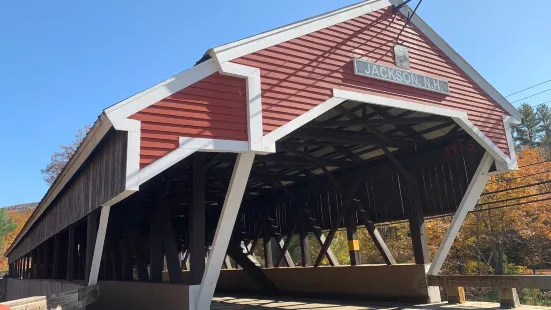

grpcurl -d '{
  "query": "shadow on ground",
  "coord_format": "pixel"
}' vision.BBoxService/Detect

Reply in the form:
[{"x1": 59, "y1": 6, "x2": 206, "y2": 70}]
[{"x1": 211, "y1": 296, "x2": 550, "y2": 310}]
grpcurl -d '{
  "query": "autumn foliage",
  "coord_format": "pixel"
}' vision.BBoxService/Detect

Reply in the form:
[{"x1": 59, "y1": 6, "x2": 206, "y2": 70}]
[{"x1": 0, "y1": 210, "x2": 32, "y2": 272}]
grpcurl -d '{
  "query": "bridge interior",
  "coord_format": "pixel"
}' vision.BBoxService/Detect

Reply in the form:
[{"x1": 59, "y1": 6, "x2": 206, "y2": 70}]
[{"x1": 8, "y1": 100, "x2": 489, "y2": 308}]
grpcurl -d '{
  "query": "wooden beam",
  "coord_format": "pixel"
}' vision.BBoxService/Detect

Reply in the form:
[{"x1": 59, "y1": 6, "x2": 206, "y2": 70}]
[
  {"x1": 313, "y1": 184, "x2": 359, "y2": 267},
  {"x1": 408, "y1": 168, "x2": 430, "y2": 264},
  {"x1": 42, "y1": 240, "x2": 49, "y2": 279},
  {"x1": 87, "y1": 205, "x2": 111, "y2": 286},
  {"x1": 190, "y1": 153, "x2": 206, "y2": 285},
  {"x1": 149, "y1": 203, "x2": 163, "y2": 282},
  {"x1": 85, "y1": 209, "x2": 99, "y2": 283},
  {"x1": 370, "y1": 105, "x2": 426, "y2": 143},
  {"x1": 121, "y1": 222, "x2": 134, "y2": 281},
  {"x1": 263, "y1": 219, "x2": 273, "y2": 268},
  {"x1": 355, "y1": 191, "x2": 396, "y2": 265},
  {"x1": 226, "y1": 242, "x2": 279, "y2": 294},
  {"x1": 66, "y1": 225, "x2": 75, "y2": 281},
  {"x1": 299, "y1": 218, "x2": 310, "y2": 267},
  {"x1": 293, "y1": 128, "x2": 409, "y2": 148},
  {"x1": 345, "y1": 207, "x2": 361, "y2": 266},
  {"x1": 157, "y1": 186, "x2": 184, "y2": 283},
  {"x1": 310, "y1": 116, "x2": 450, "y2": 127},
  {"x1": 427, "y1": 275, "x2": 551, "y2": 289},
  {"x1": 428, "y1": 153, "x2": 493, "y2": 275}
]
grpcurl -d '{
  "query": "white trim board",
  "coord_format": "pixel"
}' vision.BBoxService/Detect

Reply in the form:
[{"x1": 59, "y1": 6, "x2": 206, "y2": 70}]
[
  {"x1": 210, "y1": 0, "x2": 519, "y2": 122},
  {"x1": 216, "y1": 61, "x2": 265, "y2": 152},
  {"x1": 211, "y1": 0, "x2": 392, "y2": 64},
  {"x1": 389, "y1": 0, "x2": 520, "y2": 121},
  {"x1": 105, "y1": 59, "x2": 218, "y2": 129},
  {"x1": 333, "y1": 89, "x2": 512, "y2": 169},
  {"x1": 264, "y1": 89, "x2": 513, "y2": 171},
  {"x1": 137, "y1": 138, "x2": 249, "y2": 186}
]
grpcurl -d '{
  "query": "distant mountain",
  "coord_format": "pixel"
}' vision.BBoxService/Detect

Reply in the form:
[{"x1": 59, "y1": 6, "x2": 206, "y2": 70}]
[{"x1": 3, "y1": 203, "x2": 38, "y2": 213}]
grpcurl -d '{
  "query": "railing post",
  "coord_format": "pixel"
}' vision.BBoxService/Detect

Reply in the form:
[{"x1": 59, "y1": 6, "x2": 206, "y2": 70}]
[
  {"x1": 446, "y1": 285, "x2": 466, "y2": 304},
  {"x1": 499, "y1": 288, "x2": 520, "y2": 309}
]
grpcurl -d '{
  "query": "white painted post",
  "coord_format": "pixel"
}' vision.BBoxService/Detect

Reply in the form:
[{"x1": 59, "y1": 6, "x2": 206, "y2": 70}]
[
  {"x1": 87, "y1": 205, "x2": 111, "y2": 286},
  {"x1": 195, "y1": 152, "x2": 255, "y2": 310},
  {"x1": 427, "y1": 152, "x2": 493, "y2": 276}
]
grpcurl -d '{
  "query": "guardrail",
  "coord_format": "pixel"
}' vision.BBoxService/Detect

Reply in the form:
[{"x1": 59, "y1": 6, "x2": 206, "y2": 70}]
[
  {"x1": 428, "y1": 275, "x2": 551, "y2": 309},
  {"x1": 0, "y1": 285, "x2": 99, "y2": 310}
]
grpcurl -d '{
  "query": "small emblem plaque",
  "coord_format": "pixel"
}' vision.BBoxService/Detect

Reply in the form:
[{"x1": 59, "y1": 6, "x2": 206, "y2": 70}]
[{"x1": 394, "y1": 45, "x2": 410, "y2": 70}]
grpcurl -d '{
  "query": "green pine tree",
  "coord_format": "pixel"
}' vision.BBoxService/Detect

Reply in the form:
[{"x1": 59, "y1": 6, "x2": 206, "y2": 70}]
[{"x1": 513, "y1": 103, "x2": 542, "y2": 150}]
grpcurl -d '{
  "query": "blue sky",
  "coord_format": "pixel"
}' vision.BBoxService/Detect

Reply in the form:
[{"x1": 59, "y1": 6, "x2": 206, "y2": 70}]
[{"x1": 0, "y1": 0, "x2": 550, "y2": 207}]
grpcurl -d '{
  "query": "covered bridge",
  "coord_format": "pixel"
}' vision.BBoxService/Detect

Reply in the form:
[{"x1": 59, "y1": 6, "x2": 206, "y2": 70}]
[{"x1": 4, "y1": 0, "x2": 522, "y2": 309}]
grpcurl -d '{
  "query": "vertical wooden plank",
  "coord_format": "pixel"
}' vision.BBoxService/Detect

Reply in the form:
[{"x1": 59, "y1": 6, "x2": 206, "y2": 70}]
[
  {"x1": 263, "y1": 220, "x2": 273, "y2": 268},
  {"x1": 121, "y1": 223, "x2": 134, "y2": 281},
  {"x1": 85, "y1": 210, "x2": 99, "y2": 284},
  {"x1": 190, "y1": 153, "x2": 206, "y2": 285},
  {"x1": 67, "y1": 225, "x2": 75, "y2": 281},
  {"x1": 345, "y1": 206, "x2": 360, "y2": 266},
  {"x1": 52, "y1": 235, "x2": 60, "y2": 279},
  {"x1": 408, "y1": 168, "x2": 430, "y2": 265},
  {"x1": 149, "y1": 204, "x2": 163, "y2": 282},
  {"x1": 299, "y1": 217, "x2": 310, "y2": 267},
  {"x1": 157, "y1": 188, "x2": 184, "y2": 284},
  {"x1": 43, "y1": 241, "x2": 49, "y2": 279}
]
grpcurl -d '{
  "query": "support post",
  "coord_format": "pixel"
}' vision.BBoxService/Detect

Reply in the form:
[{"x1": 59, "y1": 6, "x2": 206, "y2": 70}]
[
  {"x1": 189, "y1": 153, "x2": 206, "y2": 285},
  {"x1": 85, "y1": 209, "x2": 99, "y2": 283},
  {"x1": 299, "y1": 218, "x2": 310, "y2": 267},
  {"x1": 67, "y1": 225, "x2": 75, "y2": 281},
  {"x1": 446, "y1": 286, "x2": 466, "y2": 304},
  {"x1": 345, "y1": 208, "x2": 361, "y2": 266},
  {"x1": 43, "y1": 240, "x2": 49, "y2": 278},
  {"x1": 149, "y1": 204, "x2": 163, "y2": 282},
  {"x1": 499, "y1": 288, "x2": 520, "y2": 309},
  {"x1": 195, "y1": 152, "x2": 255, "y2": 310},
  {"x1": 428, "y1": 153, "x2": 493, "y2": 275},
  {"x1": 263, "y1": 221, "x2": 273, "y2": 268},
  {"x1": 53, "y1": 234, "x2": 60, "y2": 279},
  {"x1": 121, "y1": 224, "x2": 134, "y2": 281},
  {"x1": 88, "y1": 205, "x2": 111, "y2": 286},
  {"x1": 408, "y1": 168, "x2": 430, "y2": 264}
]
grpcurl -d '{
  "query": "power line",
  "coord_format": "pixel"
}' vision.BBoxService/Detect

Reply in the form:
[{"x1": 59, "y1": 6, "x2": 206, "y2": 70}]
[
  {"x1": 481, "y1": 180, "x2": 551, "y2": 196},
  {"x1": 506, "y1": 79, "x2": 551, "y2": 97},
  {"x1": 487, "y1": 169, "x2": 551, "y2": 184},
  {"x1": 511, "y1": 88, "x2": 551, "y2": 103}
]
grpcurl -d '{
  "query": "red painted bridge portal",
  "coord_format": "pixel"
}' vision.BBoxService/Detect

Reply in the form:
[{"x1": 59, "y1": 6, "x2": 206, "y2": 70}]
[{"x1": 4, "y1": 1, "x2": 523, "y2": 309}]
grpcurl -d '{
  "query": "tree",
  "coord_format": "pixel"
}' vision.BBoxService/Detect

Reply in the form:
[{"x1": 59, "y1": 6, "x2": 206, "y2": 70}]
[
  {"x1": 0, "y1": 209, "x2": 16, "y2": 254},
  {"x1": 0, "y1": 210, "x2": 32, "y2": 271},
  {"x1": 536, "y1": 103, "x2": 551, "y2": 151},
  {"x1": 40, "y1": 125, "x2": 90, "y2": 186},
  {"x1": 513, "y1": 103, "x2": 542, "y2": 150}
]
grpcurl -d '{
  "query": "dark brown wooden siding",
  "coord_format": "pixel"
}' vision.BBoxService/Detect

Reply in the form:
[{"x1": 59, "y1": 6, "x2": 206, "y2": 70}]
[
  {"x1": 6, "y1": 279, "x2": 83, "y2": 301},
  {"x1": 8, "y1": 130, "x2": 127, "y2": 263},
  {"x1": 233, "y1": 6, "x2": 510, "y2": 156},
  {"x1": 130, "y1": 72, "x2": 248, "y2": 168}
]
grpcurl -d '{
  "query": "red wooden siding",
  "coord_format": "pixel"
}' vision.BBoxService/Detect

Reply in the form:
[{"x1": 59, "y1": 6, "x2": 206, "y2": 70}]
[
  {"x1": 130, "y1": 73, "x2": 248, "y2": 168},
  {"x1": 233, "y1": 7, "x2": 510, "y2": 156}
]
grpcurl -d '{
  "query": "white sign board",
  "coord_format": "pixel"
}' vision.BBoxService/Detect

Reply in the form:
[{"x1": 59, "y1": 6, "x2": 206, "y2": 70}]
[{"x1": 354, "y1": 59, "x2": 450, "y2": 95}]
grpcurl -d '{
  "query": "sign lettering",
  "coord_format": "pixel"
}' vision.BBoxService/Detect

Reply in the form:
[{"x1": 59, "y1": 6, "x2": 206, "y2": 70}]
[{"x1": 353, "y1": 59, "x2": 450, "y2": 95}]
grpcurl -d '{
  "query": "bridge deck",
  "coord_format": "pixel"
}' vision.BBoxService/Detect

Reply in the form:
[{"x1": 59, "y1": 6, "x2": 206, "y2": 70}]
[{"x1": 212, "y1": 296, "x2": 550, "y2": 310}]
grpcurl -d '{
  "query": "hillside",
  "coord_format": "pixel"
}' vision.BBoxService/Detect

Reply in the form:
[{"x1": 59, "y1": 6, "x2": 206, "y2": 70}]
[{"x1": 3, "y1": 203, "x2": 38, "y2": 213}]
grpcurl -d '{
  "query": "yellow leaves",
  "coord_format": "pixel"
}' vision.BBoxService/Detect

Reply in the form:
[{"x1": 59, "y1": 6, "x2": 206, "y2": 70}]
[{"x1": 0, "y1": 210, "x2": 32, "y2": 271}]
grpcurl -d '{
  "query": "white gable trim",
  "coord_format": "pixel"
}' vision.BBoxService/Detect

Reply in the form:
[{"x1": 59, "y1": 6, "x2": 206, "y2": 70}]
[
  {"x1": 334, "y1": 89, "x2": 512, "y2": 169},
  {"x1": 105, "y1": 59, "x2": 218, "y2": 129},
  {"x1": 389, "y1": 0, "x2": 520, "y2": 121},
  {"x1": 215, "y1": 61, "x2": 265, "y2": 153},
  {"x1": 211, "y1": 0, "x2": 393, "y2": 64},
  {"x1": 138, "y1": 138, "x2": 249, "y2": 186},
  {"x1": 263, "y1": 88, "x2": 513, "y2": 171}
]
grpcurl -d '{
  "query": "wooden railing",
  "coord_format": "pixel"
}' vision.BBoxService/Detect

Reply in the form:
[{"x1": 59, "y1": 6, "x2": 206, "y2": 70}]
[
  {"x1": 0, "y1": 285, "x2": 99, "y2": 310},
  {"x1": 428, "y1": 275, "x2": 551, "y2": 309}
]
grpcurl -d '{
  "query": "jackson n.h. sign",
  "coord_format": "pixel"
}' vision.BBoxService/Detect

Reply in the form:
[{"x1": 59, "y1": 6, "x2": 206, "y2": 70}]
[{"x1": 354, "y1": 59, "x2": 450, "y2": 95}]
